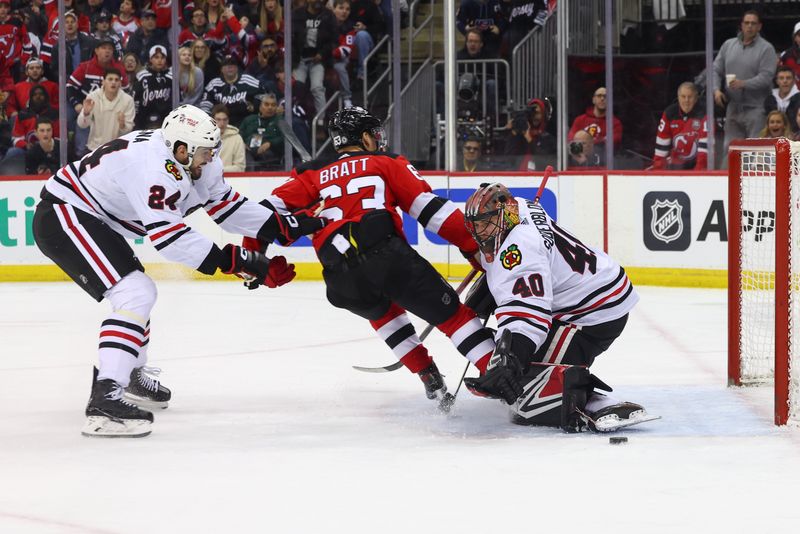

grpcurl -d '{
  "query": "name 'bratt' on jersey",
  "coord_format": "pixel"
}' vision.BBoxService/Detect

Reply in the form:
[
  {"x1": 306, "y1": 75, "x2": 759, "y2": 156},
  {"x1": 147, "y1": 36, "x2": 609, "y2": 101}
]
[{"x1": 319, "y1": 157, "x2": 370, "y2": 184}]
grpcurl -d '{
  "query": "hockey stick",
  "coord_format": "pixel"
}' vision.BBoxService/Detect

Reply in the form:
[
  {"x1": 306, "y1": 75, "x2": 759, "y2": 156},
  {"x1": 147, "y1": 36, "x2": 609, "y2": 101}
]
[
  {"x1": 352, "y1": 268, "x2": 480, "y2": 373},
  {"x1": 276, "y1": 117, "x2": 313, "y2": 163}
]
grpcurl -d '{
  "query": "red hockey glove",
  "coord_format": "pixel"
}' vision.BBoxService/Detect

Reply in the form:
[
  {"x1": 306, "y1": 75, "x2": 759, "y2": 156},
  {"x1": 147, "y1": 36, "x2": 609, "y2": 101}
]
[
  {"x1": 263, "y1": 255, "x2": 296, "y2": 288},
  {"x1": 461, "y1": 248, "x2": 484, "y2": 272}
]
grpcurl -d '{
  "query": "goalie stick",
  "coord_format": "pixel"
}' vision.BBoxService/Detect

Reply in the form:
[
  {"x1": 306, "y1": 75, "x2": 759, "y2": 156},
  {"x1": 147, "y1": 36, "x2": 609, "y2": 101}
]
[
  {"x1": 277, "y1": 117, "x2": 313, "y2": 163},
  {"x1": 353, "y1": 166, "x2": 555, "y2": 375}
]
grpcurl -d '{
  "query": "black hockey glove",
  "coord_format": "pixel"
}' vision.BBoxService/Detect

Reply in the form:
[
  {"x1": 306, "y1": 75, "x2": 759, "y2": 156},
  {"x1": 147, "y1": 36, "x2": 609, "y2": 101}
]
[
  {"x1": 220, "y1": 244, "x2": 296, "y2": 289},
  {"x1": 278, "y1": 211, "x2": 328, "y2": 245},
  {"x1": 464, "y1": 329, "x2": 524, "y2": 404}
]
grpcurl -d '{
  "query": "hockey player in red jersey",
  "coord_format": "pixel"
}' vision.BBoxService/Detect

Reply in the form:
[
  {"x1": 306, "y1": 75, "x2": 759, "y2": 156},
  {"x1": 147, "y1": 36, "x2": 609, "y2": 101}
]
[
  {"x1": 33, "y1": 105, "x2": 323, "y2": 438},
  {"x1": 462, "y1": 183, "x2": 658, "y2": 432},
  {"x1": 262, "y1": 107, "x2": 495, "y2": 407}
]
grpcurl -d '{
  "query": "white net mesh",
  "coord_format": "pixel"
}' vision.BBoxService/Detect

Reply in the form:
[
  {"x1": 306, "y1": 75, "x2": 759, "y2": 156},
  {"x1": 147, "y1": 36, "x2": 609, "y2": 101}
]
[{"x1": 736, "y1": 141, "x2": 800, "y2": 423}]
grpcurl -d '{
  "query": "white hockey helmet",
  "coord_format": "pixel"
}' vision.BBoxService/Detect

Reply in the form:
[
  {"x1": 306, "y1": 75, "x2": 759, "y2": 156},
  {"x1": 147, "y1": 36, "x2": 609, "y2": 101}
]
[{"x1": 161, "y1": 104, "x2": 221, "y2": 169}]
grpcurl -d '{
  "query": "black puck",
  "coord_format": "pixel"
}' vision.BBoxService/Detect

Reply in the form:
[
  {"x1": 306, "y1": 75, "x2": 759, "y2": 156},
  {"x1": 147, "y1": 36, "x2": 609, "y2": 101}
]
[{"x1": 609, "y1": 436, "x2": 628, "y2": 445}]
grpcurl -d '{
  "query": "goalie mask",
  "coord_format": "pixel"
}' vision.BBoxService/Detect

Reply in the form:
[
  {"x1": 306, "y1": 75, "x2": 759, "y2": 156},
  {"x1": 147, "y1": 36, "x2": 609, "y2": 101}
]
[
  {"x1": 328, "y1": 106, "x2": 388, "y2": 151},
  {"x1": 464, "y1": 183, "x2": 520, "y2": 262}
]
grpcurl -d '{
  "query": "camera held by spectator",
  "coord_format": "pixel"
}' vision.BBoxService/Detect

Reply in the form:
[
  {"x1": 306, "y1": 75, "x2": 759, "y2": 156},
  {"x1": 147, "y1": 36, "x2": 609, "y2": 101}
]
[{"x1": 568, "y1": 130, "x2": 602, "y2": 169}]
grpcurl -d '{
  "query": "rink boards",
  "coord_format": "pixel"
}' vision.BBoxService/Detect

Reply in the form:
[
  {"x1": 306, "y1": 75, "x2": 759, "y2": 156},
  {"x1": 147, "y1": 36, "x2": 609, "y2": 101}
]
[{"x1": 0, "y1": 171, "x2": 734, "y2": 287}]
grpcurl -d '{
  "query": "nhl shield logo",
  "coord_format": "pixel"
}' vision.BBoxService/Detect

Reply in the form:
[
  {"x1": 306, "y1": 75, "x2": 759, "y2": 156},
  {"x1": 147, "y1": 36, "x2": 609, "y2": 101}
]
[
  {"x1": 650, "y1": 199, "x2": 683, "y2": 243},
  {"x1": 642, "y1": 191, "x2": 691, "y2": 251}
]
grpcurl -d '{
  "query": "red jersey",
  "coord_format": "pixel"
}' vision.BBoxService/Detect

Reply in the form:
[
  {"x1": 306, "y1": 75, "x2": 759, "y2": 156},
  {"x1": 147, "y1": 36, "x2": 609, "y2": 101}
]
[
  {"x1": 568, "y1": 106, "x2": 622, "y2": 146},
  {"x1": 652, "y1": 103, "x2": 708, "y2": 170},
  {"x1": 269, "y1": 151, "x2": 478, "y2": 253}
]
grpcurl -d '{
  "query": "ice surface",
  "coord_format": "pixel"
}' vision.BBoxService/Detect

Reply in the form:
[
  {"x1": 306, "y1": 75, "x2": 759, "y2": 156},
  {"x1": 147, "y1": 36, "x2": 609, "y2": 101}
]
[{"x1": 1, "y1": 282, "x2": 799, "y2": 533}]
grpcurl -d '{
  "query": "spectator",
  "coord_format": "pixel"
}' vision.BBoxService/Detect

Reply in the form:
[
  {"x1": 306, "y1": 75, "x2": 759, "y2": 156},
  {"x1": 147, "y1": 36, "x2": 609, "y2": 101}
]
[
  {"x1": 7, "y1": 58, "x2": 59, "y2": 118},
  {"x1": 568, "y1": 86, "x2": 622, "y2": 151},
  {"x1": 8, "y1": 85, "x2": 59, "y2": 160},
  {"x1": 793, "y1": 108, "x2": 800, "y2": 141},
  {"x1": 246, "y1": 37, "x2": 281, "y2": 94},
  {"x1": 122, "y1": 51, "x2": 143, "y2": 79},
  {"x1": 260, "y1": 0, "x2": 285, "y2": 48},
  {"x1": 273, "y1": 62, "x2": 313, "y2": 154},
  {"x1": 201, "y1": 54, "x2": 263, "y2": 125},
  {"x1": 192, "y1": 38, "x2": 221, "y2": 87},
  {"x1": 77, "y1": 68, "x2": 134, "y2": 153},
  {"x1": 25, "y1": 117, "x2": 60, "y2": 175},
  {"x1": 758, "y1": 110, "x2": 792, "y2": 139},
  {"x1": 567, "y1": 129, "x2": 602, "y2": 170},
  {"x1": 178, "y1": 8, "x2": 211, "y2": 46},
  {"x1": 501, "y1": 0, "x2": 547, "y2": 58},
  {"x1": 456, "y1": 29, "x2": 498, "y2": 118},
  {"x1": 125, "y1": 9, "x2": 170, "y2": 65},
  {"x1": 458, "y1": 135, "x2": 487, "y2": 171},
  {"x1": 292, "y1": 0, "x2": 336, "y2": 122},
  {"x1": 91, "y1": 9, "x2": 124, "y2": 60},
  {"x1": 350, "y1": 0, "x2": 383, "y2": 80},
  {"x1": 211, "y1": 104, "x2": 246, "y2": 172},
  {"x1": 764, "y1": 66, "x2": 800, "y2": 133},
  {"x1": 177, "y1": 44, "x2": 205, "y2": 106},
  {"x1": 134, "y1": 45, "x2": 173, "y2": 130},
  {"x1": 503, "y1": 98, "x2": 555, "y2": 171},
  {"x1": 83, "y1": 0, "x2": 105, "y2": 25},
  {"x1": 0, "y1": 89, "x2": 13, "y2": 160},
  {"x1": 41, "y1": 10, "x2": 96, "y2": 81},
  {"x1": 239, "y1": 92, "x2": 284, "y2": 168},
  {"x1": 42, "y1": 0, "x2": 90, "y2": 35},
  {"x1": 0, "y1": 0, "x2": 34, "y2": 83},
  {"x1": 204, "y1": 0, "x2": 227, "y2": 27},
  {"x1": 112, "y1": 0, "x2": 140, "y2": 41},
  {"x1": 68, "y1": 37, "x2": 129, "y2": 156},
  {"x1": 713, "y1": 10, "x2": 777, "y2": 164},
  {"x1": 652, "y1": 82, "x2": 708, "y2": 170},
  {"x1": 456, "y1": 0, "x2": 505, "y2": 56},
  {"x1": 779, "y1": 22, "x2": 800, "y2": 87},
  {"x1": 332, "y1": 0, "x2": 356, "y2": 109}
]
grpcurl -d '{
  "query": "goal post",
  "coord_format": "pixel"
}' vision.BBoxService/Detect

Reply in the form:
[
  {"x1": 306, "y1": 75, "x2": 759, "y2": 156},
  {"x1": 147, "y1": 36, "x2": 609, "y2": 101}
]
[{"x1": 727, "y1": 137, "x2": 796, "y2": 425}]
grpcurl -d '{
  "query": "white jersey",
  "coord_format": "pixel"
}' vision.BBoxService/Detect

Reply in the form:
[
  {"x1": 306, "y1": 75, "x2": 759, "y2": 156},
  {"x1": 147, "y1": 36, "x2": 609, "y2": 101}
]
[
  {"x1": 483, "y1": 197, "x2": 638, "y2": 351},
  {"x1": 43, "y1": 129, "x2": 275, "y2": 270}
]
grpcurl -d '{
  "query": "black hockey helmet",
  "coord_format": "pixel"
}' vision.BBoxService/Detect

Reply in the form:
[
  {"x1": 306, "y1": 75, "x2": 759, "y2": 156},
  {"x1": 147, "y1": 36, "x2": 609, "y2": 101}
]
[{"x1": 328, "y1": 106, "x2": 387, "y2": 151}]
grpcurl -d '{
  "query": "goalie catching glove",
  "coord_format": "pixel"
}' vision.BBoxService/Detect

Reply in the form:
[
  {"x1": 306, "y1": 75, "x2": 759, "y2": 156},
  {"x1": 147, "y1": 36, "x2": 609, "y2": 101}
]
[
  {"x1": 220, "y1": 244, "x2": 296, "y2": 289},
  {"x1": 464, "y1": 329, "x2": 525, "y2": 404}
]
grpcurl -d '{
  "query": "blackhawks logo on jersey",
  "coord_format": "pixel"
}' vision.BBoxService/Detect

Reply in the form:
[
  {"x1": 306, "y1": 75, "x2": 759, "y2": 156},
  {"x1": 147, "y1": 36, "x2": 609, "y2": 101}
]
[
  {"x1": 500, "y1": 244, "x2": 522, "y2": 270},
  {"x1": 165, "y1": 159, "x2": 182, "y2": 181}
]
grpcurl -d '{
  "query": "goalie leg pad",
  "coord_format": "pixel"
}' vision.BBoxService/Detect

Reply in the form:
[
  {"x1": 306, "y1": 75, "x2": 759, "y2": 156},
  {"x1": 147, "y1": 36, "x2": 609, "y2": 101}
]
[{"x1": 511, "y1": 364, "x2": 606, "y2": 433}]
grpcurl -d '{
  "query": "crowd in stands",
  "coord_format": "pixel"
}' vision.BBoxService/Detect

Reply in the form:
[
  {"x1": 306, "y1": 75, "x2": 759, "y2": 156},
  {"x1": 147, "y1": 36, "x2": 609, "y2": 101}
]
[
  {"x1": 2, "y1": 0, "x2": 799, "y2": 174},
  {"x1": 0, "y1": 0, "x2": 404, "y2": 173}
]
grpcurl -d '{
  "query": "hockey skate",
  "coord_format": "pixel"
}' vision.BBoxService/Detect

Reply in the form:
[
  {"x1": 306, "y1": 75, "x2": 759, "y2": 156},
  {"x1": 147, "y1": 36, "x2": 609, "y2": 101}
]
[
  {"x1": 83, "y1": 370, "x2": 154, "y2": 438},
  {"x1": 124, "y1": 366, "x2": 171, "y2": 409},
  {"x1": 418, "y1": 362, "x2": 456, "y2": 413},
  {"x1": 584, "y1": 401, "x2": 660, "y2": 432}
]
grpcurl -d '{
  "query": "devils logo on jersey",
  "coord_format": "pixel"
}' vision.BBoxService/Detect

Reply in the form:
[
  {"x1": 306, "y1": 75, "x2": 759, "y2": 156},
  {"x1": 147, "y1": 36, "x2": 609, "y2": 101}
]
[{"x1": 500, "y1": 244, "x2": 522, "y2": 270}]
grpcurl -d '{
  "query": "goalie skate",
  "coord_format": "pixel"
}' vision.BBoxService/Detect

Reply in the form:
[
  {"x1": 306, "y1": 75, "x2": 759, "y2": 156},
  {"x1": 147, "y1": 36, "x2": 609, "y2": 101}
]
[
  {"x1": 585, "y1": 402, "x2": 660, "y2": 432},
  {"x1": 124, "y1": 366, "x2": 171, "y2": 409}
]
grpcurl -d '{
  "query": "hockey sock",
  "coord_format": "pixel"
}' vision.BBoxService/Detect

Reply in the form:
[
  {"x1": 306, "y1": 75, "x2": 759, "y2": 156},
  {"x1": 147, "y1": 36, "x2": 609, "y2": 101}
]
[
  {"x1": 369, "y1": 303, "x2": 432, "y2": 373},
  {"x1": 98, "y1": 272, "x2": 157, "y2": 386},
  {"x1": 436, "y1": 303, "x2": 495, "y2": 372}
]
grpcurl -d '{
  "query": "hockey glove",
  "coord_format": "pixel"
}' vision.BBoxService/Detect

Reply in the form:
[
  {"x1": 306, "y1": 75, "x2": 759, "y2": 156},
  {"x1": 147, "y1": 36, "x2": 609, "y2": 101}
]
[
  {"x1": 464, "y1": 329, "x2": 524, "y2": 404},
  {"x1": 220, "y1": 244, "x2": 296, "y2": 289}
]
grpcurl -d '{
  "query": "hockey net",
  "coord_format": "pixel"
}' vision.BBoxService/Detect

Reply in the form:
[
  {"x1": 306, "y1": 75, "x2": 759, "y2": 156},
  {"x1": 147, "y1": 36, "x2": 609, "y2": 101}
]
[{"x1": 728, "y1": 138, "x2": 800, "y2": 425}]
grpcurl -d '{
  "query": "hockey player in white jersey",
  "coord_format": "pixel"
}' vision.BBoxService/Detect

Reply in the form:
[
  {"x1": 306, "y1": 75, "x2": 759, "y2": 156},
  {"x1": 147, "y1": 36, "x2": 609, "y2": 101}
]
[
  {"x1": 461, "y1": 183, "x2": 658, "y2": 432},
  {"x1": 32, "y1": 105, "x2": 323, "y2": 438}
]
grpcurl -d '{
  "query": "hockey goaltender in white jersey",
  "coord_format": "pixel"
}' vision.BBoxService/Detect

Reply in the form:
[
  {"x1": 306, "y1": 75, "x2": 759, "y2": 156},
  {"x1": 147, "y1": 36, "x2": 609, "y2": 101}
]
[
  {"x1": 462, "y1": 182, "x2": 658, "y2": 433},
  {"x1": 33, "y1": 105, "x2": 323, "y2": 438}
]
